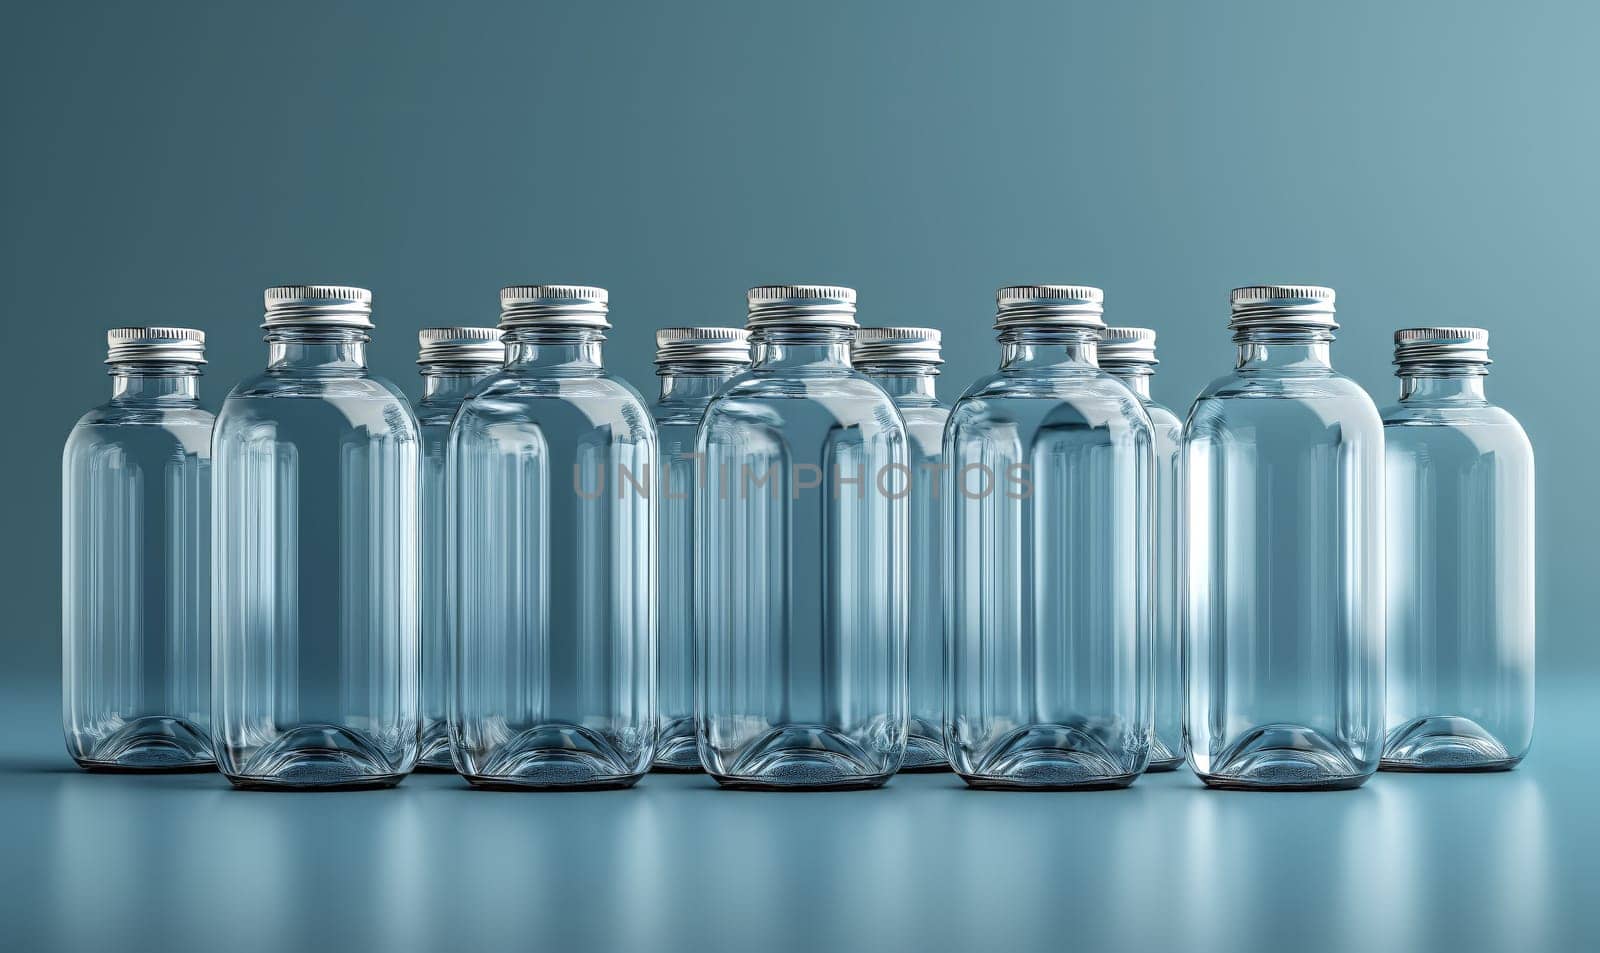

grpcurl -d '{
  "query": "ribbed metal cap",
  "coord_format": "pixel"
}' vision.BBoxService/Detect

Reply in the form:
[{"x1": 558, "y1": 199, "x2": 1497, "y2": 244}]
[
  {"x1": 1394, "y1": 327, "x2": 1490, "y2": 366},
  {"x1": 746, "y1": 285, "x2": 857, "y2": 329},
  {"x1": 995, "y1": 285, "x2": 1105, "y2": 328},
  {"x1": 106, "y1": 327, "x2": 206, "y2": 364},
  {"x1": 1229, "y1": 285, "x2": 1337, "y2": 330},
  {"x1": 654, "y1": 327, "x2": 751, "y2": 365},
  {"x1": 263, "y1": 285, "x2": 374, "y2": 329},
  {"x1": 418, "y1": 327, "x2": 505, "y2": 365},
  {"x1": 852, "y1": 327, "x2": 943, "y2": 364},
  {"x1": 499, "y1": 285, "x2": 610, "y2": 329},
  {"x1": 1098, "y1": 327, "x2": 1157, "y2": 365}
]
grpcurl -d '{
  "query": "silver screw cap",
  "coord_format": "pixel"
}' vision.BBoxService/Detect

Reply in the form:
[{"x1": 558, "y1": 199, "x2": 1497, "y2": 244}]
[
  {"x1": 995, "y1": 285, "x2": 1105, "y2": 329},
  {"x1": 746, "y1": 285, "x2": 857, "y2": 329},
  {"x1": 852, "y1": 327, "x2": 943, "y2": 364},
  {"x1": 654, "y1": 327, "x2": 751, "y2": 365},
  {"x1": 106, "y1": 327, "x2": 206, "y2": 364},
  {"x1": 1394, "y1": 327, "x2": 1490, "y2": 366},
  {"x1": 418, "y1": 327, "x2": 505, "y2": 365},
  {"x1": 1098, "y1": 326, "x2": 1157, "y2": 365},
  {"x1": 263, "y1": 285, "x2": 374, "y2": 329},
  {"x1": 499, "y1": 285, "x2": 610, "y2": 330},
  {"x1": 1229, "y1": 285, "x2": 1337, "y2": 330}
]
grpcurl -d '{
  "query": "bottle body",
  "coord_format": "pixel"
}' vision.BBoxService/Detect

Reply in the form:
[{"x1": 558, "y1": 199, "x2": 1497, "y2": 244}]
[
  {"x1": 1143, "y1": 398, "x2": 1183, "y2": 770},
  {"x1": 697, "y1": 318, "x2": 908, "y2": 788},
  {"x1": 63, "y1": 362, "x2": 213, "y2": 770},
  {"x1": 212, "y1": 317, "x2": 420, "y2": 788},
  {"x1": 451, "y1": 324, "x2": 657, "y2": 788},
  {"x1": 856, "y1": 346, "x2": 949, "y2": 771},
  {"x1": 1382, "y1": 364, "x2": 1533, "y2": 769},
  {"x1": 1183, "y1": 315, "x2": 1385, "y2": 789},
  {"x1": 416, "y1": 355, "x2": 503, "y2": 770},
  {"x1": 651, "y1": 353, "x2": 745, "y2": 771},
  {"x1": 1100, "y1": 328, "x2": 1184, "y2": 772},
  {"x1": 945, "y1": 327, "x2": 1153, "y2": 788}
]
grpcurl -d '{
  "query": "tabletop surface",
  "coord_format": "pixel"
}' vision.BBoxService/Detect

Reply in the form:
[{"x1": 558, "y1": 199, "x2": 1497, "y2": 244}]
[{"x1": 3, "y1": 678, "x2": 1594, "y2": 953}]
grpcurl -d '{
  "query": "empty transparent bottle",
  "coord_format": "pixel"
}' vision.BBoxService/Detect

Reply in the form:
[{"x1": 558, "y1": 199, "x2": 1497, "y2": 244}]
[
  {"x1": 452, "y1": 286, "x2": 656, "y2": 789},
  {"x1": 946, "y1": 286, "x2": 1152, "y2": 789},
  {"x1": 1383, "y1": 328, "x2": 1533, "y2": 770},
  {"x1": 416, "y1": 327, "x2": 505, "y2": 770},
  {"x1": 1183, "y1": 285, "x2": 1384, "y2": 790},
  {"x1": 697, "y1": 285, "x2": 908, "y2": 789},
  {"x1": 651, "y1": 327, "x2": 749, "y2": 771},
  {"x1": 853, "y1": 326, "x2": 949, "y2": 771},
  {"x1": 1099, "y1": 327, "x2": 1183, "y2": 772},
  {"x1": 213, "y1": 286, "x2": 420, "y2": 789},
  {"x1": 63, "y1": 328, "x2": 213, "y2": 770}
]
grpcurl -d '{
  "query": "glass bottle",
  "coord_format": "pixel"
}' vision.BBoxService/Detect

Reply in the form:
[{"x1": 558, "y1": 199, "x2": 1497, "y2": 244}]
[
  {"x1": 212, "y1": 286, "x2": 421, "y2": 789},
  {"x1": 415, "y1": 327, "x2": 505, "y2": 770},
  {"x1": 1382, "y1": 328, "x2": 1533, "y2": 770},
  {"x1": 650, "y1": 327, "x2": 750, "y2": 771},
  {"x1": 1182, "y1": 285, "x2": 1384, "y2": 790},
  {"x1": 1098, "y1": 327, "x2": 1183, "y2": 772},
  {"x1": 63, "y1": 328, "x2": 213, "y2": 770},
  {"x1": 946, "y1": 286, "x2": 1153, "y2": 789},
  {"x1": 451, "y1": 285, "x2": 656, "y2": 789},
  {"x1": 853, "y1": 326, "x2": 949, "y2": 771},
  {"x1": 697, "y1": 285, "x2": 908, "y2": 789}
]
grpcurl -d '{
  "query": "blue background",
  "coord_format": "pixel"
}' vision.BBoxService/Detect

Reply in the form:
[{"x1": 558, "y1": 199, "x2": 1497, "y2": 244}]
[{"x1": 2, "y1": 2, "x2": 1596, "y2": 951}]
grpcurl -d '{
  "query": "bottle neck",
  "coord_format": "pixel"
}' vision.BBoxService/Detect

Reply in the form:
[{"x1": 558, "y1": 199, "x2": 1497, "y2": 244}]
[
  {"x1": 998, "y1": 326, "x2": 1100, "y2": 371},
  {"x1": 656, "y1": 362, "x2": 744, "y2": 401},
  {"x1": 1233, "y1": 327, "x2": 1334, "y2": 372},
  {"x1": 421, "y1": 363, "x2": 502, "y2": 400},
  {"x1": 1398, "y1": 364, "x2": 1489, "y2": 403},
  {"x1": 503, "y1": 327, "x2": 606, "y2": 373},
  {"x1": 267, "y1": 326, "x2": 369, "y2": 371},
  {"x1": 1101, "y1": 363, "x2": 1153, "y2": 399},
  {"x1": 750, "y1": 326, "x2": 855, "y2": 372},
  {"x1": 855, "y1": 362, "x2": 940, "y2": 401},
  {"x1": 110, "y1": 363, "x2": 201, "y2": 402}
]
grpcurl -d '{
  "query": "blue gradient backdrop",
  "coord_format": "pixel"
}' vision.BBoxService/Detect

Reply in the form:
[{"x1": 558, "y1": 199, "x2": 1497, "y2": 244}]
[{"x1": 2, "y1": 3, "x2": 1597, "y2": 951}]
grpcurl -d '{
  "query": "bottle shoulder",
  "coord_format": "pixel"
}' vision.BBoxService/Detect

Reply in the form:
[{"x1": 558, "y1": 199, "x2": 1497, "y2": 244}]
[
  {"x1": 66, "y1": 403, "x2": 214, "y2": 458},
  {"x1": 1193, "y1": 368, "x2": 1375, "y2": 403},
  {"x1": 217, "y1": 371, "x2": 418, "y2": 439},
  {"x1": 454, "y1": 370, "x2": 655, "y2": 444},
  {"x1": 704, "y1": 371, "x2": 904, "y2": 424},
  {"x1": 948, "y1": 369, "x2": 1152, "y2": 435},
  {"x1": 1140, "y1": 398, "x2": 1183, "y2": 429},
  {"x1": 1382, "y1": 403, "x2": 1533, "y2": 457},
  {"x1": 224, "y1": 369, "x2": 414, "y2": 405},
  {"x1": 650, "y1": 394, "x2": 717, "y2": 427},
  {"x1": 1185, "y1": 371, "x2": 1382, "y2": 437}
]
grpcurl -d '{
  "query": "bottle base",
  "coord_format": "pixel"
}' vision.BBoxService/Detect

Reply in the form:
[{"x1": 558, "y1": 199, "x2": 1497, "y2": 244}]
[
  {"x1": 416, "y1": 726, "x2": 455, "y2": 771},
  {"x1": 1198, "y1": 723, "x2": 1374, "y2": 790},
  {"x1": 78, "y1": 759, "x2": 216, "y2": 774},
  {"x1": 899, "y1": 736, "x2": 950, "y2": 772},
  {"x1": 1381, "y1": 716, "x2": 1520, "y2": 772},
  {"x1": 71, "y1": 716, "x2": 213, "y2": 772},
  {"x1": 220, "y1": 724, "x2": 411, "y2": 790},
  {"x1": 1145, "y1": 736, "x2": 1184, "y2": 772},
  {"x1": 706, "y1": 724, "x2": 898, "y2": 790},
  {"x1": 226, "y1": 773, "x2": 407, "y2": 791},
  {"x1": 462, "y1": 773, "x2": 644, "y2": 791},
  {"x1": 952, "y1": 723, "x2": 1145, "y2": 788},
  {"x1": 958, "y1": 771, "x2": 1139, "y2": 791},
  {"x1": 457, "y1": 723, "x2": 648, "y2": 789},
  {"x1": 709, "y1": 772, "x2": 893, "y2": 791},
  {"x1": 651, "y1": 732, "x2": 703, "y2": 772}
]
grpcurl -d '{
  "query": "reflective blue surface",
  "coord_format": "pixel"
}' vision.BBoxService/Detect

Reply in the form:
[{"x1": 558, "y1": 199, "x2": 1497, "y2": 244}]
[{"x1": 2, "y1": 680, "x2": 1592, "y2": 952}]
